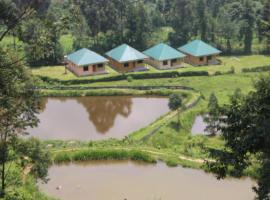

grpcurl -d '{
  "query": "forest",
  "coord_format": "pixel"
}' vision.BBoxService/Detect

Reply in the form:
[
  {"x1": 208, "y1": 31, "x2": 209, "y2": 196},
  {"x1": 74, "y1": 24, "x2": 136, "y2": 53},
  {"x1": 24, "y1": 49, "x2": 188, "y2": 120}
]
[{"x1": 1, "y1": 0, "x2": 270, "y2": 66}]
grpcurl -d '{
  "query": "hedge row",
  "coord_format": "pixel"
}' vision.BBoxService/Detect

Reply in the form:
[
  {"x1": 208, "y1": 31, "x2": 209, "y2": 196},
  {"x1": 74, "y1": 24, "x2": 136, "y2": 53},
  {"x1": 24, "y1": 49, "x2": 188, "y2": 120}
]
[
  {"x1": 53, "y1": 149, "x2": 157, "y2": 164},
  {"x1": 38, "y1": 70, "x2": 209, "y2": 85},
  {"x1": 242, "y1": 65, "x2": 270, "y2": 73}
]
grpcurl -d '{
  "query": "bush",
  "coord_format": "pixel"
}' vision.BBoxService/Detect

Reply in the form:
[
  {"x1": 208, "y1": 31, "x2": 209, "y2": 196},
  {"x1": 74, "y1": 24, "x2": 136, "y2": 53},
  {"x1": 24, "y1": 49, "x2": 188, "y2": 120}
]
[
  {"x1": 53, "y1": 149, "x2": 156, "y2": 164},
  {"x1": 5, "y1": 188, "x2": 33, "y2": 200},
  {"x1": 242, "y1": 65, "x2": 270, "y2": 73},
  {"x1": 166, "y1": 159, "x2": 178, "y2": 167},
  {"x1": 37, "y1": 70, "x2": 209, "y2": 85},
  {"x1": 126, "y1": 75, "x2": 133, "y2": 82},
  {"x1": 214, "y1": 71, "x2": 222, "y2": 76}
]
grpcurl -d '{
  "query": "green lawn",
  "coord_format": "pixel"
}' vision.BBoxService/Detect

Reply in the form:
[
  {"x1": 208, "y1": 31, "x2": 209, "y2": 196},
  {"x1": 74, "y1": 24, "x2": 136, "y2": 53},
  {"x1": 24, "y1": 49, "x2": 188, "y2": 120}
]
[
  {"x1": 31, "y1": 65, "x2": 119, "y2": 80},
  {"x1": 60, "y1": 34, "x2": 74, "y2": 55}
]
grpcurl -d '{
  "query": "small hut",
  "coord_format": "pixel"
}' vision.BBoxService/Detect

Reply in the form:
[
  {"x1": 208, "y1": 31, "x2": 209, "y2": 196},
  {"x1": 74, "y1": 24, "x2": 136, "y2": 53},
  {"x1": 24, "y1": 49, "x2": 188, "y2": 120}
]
[
  {"x1": 143, "y1": 43, "x2": 186, "y2": 70},
  {"x1": 66, "y1": 48, "x2": 108, "y2": 77},
  {"x1": 178, "y1": 40, "x2": 221, "y2": 66},
  {"x1": 105, "y1": 44, "x2": 148, "y2": 72}
]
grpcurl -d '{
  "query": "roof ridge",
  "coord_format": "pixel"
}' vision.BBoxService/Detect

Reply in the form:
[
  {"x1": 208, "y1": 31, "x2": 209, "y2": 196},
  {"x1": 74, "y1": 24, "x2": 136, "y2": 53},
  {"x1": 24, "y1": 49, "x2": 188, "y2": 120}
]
[{"x1": 159, "y1": 43, "x2": 168, "y2": 59}]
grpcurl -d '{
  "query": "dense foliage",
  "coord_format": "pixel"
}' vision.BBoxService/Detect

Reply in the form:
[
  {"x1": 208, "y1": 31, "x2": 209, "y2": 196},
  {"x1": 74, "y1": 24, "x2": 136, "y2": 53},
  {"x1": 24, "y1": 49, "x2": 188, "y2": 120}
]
[
  {"x1": 1, "y1": 0, "x2": 270, "y2": 66},
  {"x1": 207, "y1": 77, "x2": 270, "y2": 200}
]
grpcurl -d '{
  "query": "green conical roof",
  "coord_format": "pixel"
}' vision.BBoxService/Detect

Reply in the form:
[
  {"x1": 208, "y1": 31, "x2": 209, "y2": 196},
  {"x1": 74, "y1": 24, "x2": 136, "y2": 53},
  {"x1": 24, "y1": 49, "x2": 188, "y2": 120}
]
[
  {"x1": 105, "y1": 44, "x2": 148, "y2": 63},
  {"x1": 67, "y1": 48, "x2": 108, "y2": 66},
  {"x1": 143, "y1": 43, "x2": 186, "y2": 61},
  {"x1": 178, "y1": 40, "x2": 221, "y2": 57}
]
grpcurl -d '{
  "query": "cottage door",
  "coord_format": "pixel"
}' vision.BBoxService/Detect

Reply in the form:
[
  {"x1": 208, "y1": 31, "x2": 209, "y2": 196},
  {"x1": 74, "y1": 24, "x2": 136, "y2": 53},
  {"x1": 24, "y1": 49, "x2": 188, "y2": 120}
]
[{"x1": 93, "y1": 65, "x2": 96, "y2": 72}]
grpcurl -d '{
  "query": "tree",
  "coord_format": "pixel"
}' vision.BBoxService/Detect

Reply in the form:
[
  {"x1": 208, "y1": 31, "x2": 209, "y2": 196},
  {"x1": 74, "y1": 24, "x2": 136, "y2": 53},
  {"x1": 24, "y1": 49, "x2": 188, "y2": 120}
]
[
  {"x1": 196, "y1": 0, "x2": 208, "y2": 41},
  {"x1": 217, "y1": 5, "x2": 240, "y2": 53},
  {"x1": 169, "y1": 0, "x2": 196, "y2": 46},
  {"x1": 0, "y1": 48, "x2": 40, "y2": 197},
  {"x1": 207, "y1": 77, "x2": 270, "y2": 200},
  {"x1": 204, "y1": 93, "x2": 219, "y2": 136},
  {"x1": 168, "y1": 94, "x2": 183, "y2": 127},
  {"x1": 125, "y1": 2, "x2": 152, "y2": 50},
  {"x1": 259, "y1": 0, "x2": 270, "y2": 52},
  {"x1": 0, "y1": 0, "x2": 50, "y2": 42},
  {"x1": 20, "y1": 13, "x2": 63, "y2": 66}
]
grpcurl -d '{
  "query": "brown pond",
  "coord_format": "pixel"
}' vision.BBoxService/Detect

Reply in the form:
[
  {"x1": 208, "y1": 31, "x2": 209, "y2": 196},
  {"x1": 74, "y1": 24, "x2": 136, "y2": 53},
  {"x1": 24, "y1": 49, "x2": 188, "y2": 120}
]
[
  {"x1": 28, "y1": 96, "x2": 169, "y2": 140},
  {"x1": 39, "y1": 161, "x2": 255, "y2": 200}
]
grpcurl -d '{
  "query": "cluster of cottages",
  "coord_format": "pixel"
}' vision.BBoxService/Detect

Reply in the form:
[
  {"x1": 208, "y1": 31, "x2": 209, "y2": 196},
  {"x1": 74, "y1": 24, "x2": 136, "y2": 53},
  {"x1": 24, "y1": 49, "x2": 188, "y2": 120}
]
[{"x1": 65, "y1": 40, "x2": 221, "y2": 77}]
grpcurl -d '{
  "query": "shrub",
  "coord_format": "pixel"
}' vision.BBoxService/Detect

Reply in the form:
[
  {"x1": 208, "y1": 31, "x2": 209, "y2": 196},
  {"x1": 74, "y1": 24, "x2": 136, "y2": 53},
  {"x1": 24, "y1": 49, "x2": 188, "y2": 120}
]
[
  {"x1": 214, "y1": 71, "x2": 222, "y2": 76},
  {"x1": 37, "y1": 70, "x2": 209, "y2": 85},
  {"x1": 5, "y1": 188, "x2": 33, "y2": 200},
  {"x1": 242, "y1": 65, "x2": 270, "y2": 73},
  {"x1": 166, "y1": 159, "x2": 178, "y2": 167},
  {"x1": 53, "y1": 149, "x2": 156, "y2": 163},
  {"x1": 126, "y1": 75, "x2": 133, "y2": 82}
]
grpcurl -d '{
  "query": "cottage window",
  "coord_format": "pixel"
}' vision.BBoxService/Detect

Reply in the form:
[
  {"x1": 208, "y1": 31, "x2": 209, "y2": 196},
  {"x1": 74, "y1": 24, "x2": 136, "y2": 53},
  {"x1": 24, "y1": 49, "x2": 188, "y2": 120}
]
[
  {"x1": 171, "y1": 59, "x2": 177, "y2": 63},
  {"x1": 207, "y1": 56, "x2": 212, "y2": 60},
  {"x1": 137, "y1": 60, "x2": 143, "y2": 64},
  {"x1": 163, "y1": 60, "x2": 168, "y2": 65},
  {"x1": 199, "y1": 57, "x2": 204, "y2": 62},
  {"x1": 124, "y1": 63, "x2": 129, "y2": 67},
  {"x1": 98, "y1": 63, "x2": 103, "y2": 68},
  {"x1": 83, "y1": 66, "x2": 89, "y2": 72}
]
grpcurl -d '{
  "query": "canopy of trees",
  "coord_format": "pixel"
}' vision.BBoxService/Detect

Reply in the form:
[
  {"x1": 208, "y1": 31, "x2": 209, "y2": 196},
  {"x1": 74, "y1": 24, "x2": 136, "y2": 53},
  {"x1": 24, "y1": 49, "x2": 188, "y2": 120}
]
[{"x1": 1, "y1": 0, "x2": 270, "y2": 66}]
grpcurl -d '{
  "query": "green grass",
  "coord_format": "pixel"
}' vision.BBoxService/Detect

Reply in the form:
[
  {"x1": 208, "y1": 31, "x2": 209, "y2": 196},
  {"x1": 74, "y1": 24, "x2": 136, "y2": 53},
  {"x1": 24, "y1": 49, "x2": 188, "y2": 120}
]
[
  {"x1": 31, "y1": 65, "x2": 119, "y2": 81},
  {"x1": 53, "y1": 148, "x2": 156, "y2": 164},
  {"x1": 59, "y1": 34, "x2": 74, "y2": 54}
]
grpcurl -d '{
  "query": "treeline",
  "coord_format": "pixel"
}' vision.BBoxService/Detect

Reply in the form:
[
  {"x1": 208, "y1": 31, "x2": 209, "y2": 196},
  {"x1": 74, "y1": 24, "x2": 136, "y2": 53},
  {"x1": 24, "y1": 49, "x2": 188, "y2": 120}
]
[{"x1": 1, "y1": 0, "x2": 270, "y2": 66}]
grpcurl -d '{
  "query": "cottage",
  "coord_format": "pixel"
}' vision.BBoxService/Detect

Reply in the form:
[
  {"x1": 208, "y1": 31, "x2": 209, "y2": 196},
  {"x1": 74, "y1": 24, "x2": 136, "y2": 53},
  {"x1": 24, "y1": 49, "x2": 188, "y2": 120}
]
[
  {"x1": 66, "y1": 48, "x2": 108, "y2": 77},
  {"x1": 105, "y1": 44, "x2": 148, "y2": 73},
  {"x1": 143, "y1": 43, "x2": 186, "y2": 70},
  {"x1": 178, "y1": 40, "x2": 221, "y2": 66}
]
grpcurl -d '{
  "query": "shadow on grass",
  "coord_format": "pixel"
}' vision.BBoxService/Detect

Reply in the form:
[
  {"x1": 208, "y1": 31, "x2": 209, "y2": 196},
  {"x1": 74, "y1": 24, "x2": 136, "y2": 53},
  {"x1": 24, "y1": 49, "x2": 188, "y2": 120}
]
[{"x1": 169, "y1": 121, "x2": 182, "y2": 132}]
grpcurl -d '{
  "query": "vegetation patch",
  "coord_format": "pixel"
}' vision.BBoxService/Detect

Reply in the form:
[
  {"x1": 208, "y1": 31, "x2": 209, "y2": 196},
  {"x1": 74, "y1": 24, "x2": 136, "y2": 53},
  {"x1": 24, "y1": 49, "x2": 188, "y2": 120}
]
[{"x1": 53, "y1": 149, "x2": 157, "y2": 164}]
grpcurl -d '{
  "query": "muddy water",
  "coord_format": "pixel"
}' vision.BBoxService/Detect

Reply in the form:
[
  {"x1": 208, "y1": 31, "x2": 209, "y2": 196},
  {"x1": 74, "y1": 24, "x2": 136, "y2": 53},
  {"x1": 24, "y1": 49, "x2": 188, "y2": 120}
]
[
  {"x1": 28, "y1": 96, "x2": 169, "y2": 140},
  {"x1": 39, "y1": 161, "x2": 255, "y2": 200},
  {"x1": 191, "y1": 115, "x2": 209, "y2": 135}
]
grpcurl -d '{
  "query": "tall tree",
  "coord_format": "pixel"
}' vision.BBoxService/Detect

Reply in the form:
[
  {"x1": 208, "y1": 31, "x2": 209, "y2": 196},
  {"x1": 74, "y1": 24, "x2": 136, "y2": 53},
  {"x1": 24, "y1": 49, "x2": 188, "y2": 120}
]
[
  {"x1": 169, "y1": 0, "x2": 196, "y2": 46},
  {"x1": 259, "y1": 0, "x2": 270, "y2": 52},
  {"x1": 204, "y1": 93, "x2": 220, "y2": 136},
  {"x1": 196, "y1": 0, "x2": 208, "y2": 41},
  {"x1": 0, "y1": 0, "x2": 50, "y2": 42},
  {"x1": 20, "y1": 12, "x2": 63, "y2": 66},
  {"x1": 207, "y1": 77, "x2": 270, "y2": 200},
  {"x1": 0, "y1": 48, "x2": 40, "y2": 197},
  {"x1": 168, "y1": 94, "x2": 183, "y2": 128},
  {"x1": 125, "y1": 2, "x2": 152, "y2": 50}
]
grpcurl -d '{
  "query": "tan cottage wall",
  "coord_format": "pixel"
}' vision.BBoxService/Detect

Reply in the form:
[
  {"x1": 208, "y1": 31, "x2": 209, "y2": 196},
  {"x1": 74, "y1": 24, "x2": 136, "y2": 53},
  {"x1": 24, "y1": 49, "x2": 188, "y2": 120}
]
[
  {"x1": 145, "y1": 58, "x2": 184, "y2": 70},
  {"x1": 67, "y1": 61, "x2": 107, "y2": 77},
  {"x1": 108, "y1": 58, "x2": 146, "y2": 73},
  {"x1": 184, "y1": 54, "x2": 219, "y2": 66}
]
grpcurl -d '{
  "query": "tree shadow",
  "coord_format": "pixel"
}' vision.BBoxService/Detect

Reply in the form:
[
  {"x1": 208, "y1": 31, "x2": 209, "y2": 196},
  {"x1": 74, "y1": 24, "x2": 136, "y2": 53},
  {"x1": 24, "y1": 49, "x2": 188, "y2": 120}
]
[{"x1": 169, "y1": 121, "x2": 181, "y2": 132}]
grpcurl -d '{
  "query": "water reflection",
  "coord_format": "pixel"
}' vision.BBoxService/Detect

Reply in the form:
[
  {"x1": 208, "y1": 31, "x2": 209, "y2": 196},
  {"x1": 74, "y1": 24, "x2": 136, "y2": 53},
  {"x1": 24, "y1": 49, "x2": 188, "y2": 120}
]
[
  {"x1": 29, "y1": 96, "x2": 169, "y2": 140},
  {"x1": 76, "y1": 97, "x2": 132, "y2": 133}
]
